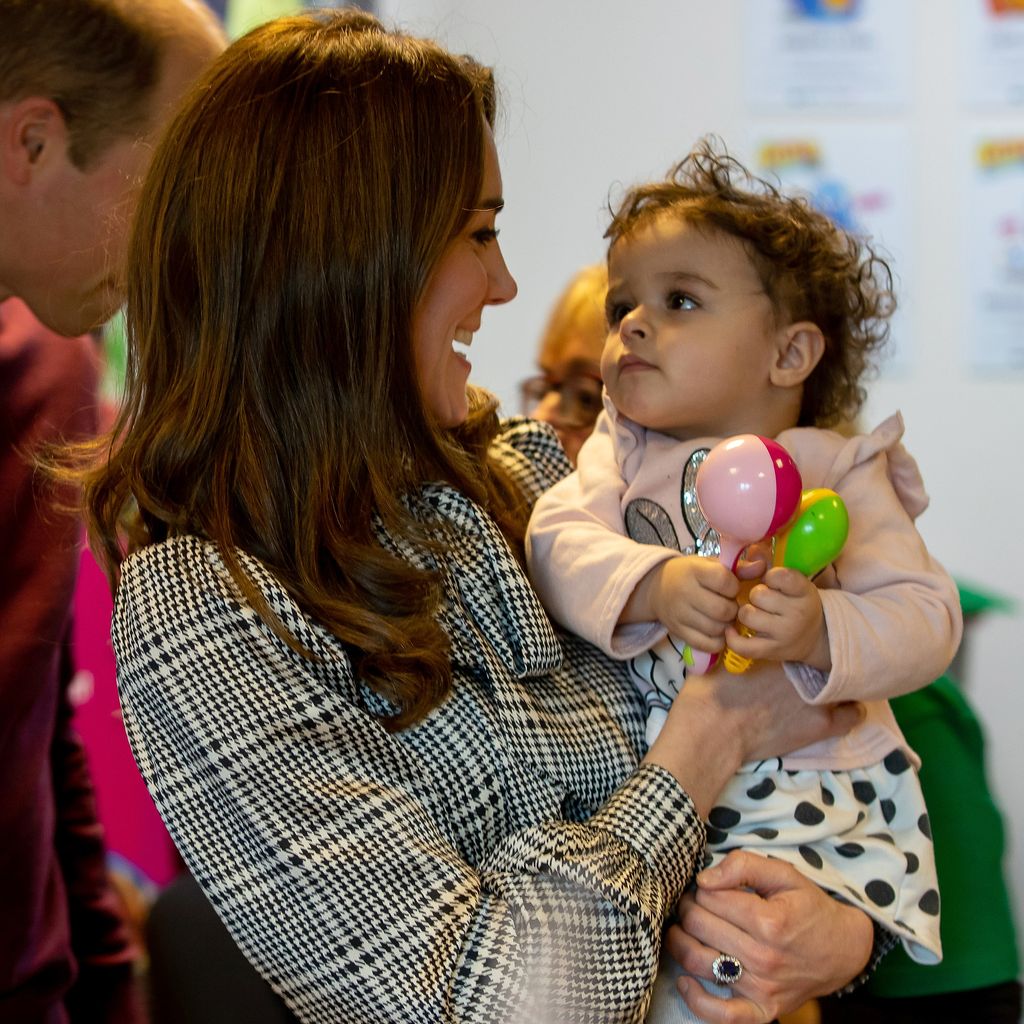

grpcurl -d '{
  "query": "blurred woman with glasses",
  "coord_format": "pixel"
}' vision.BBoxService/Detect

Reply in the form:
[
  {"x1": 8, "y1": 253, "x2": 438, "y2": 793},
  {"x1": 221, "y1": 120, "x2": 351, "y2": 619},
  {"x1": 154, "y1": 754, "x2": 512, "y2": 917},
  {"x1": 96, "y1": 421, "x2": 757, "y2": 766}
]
[{"x1": 521, "y1": 263, "x2": 607, "y2": 464}]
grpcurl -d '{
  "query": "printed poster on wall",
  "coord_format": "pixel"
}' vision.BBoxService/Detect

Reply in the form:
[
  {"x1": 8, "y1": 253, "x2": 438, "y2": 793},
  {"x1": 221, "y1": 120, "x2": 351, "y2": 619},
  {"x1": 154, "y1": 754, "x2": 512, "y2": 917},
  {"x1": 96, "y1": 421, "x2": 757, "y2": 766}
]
[
  {"x1": 744, "y1": 125, "x2": 912, "y2": 373},
  {"x1": 963, "y1": 0, "x2": 1024, "y2": 107},
  {"x1": 744, "y1": 0, "x2": 912, "y2": 111},
  {"x1": 966, "y1": 133, "x2": 1024, "y2": 370}
]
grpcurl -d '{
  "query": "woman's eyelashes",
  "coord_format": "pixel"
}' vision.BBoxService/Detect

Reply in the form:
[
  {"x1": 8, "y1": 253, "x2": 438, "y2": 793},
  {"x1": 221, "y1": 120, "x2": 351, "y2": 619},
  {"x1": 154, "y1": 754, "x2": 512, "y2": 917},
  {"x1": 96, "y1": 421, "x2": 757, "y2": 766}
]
[{"x1": 471, "y1": 226, "x2": 499, "y2": 246}]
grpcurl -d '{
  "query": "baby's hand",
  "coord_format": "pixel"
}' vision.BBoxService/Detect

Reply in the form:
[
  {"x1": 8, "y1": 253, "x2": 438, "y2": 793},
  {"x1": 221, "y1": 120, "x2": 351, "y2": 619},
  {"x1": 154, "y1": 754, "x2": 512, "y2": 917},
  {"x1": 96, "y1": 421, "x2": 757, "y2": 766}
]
[
  {"x1": 651, "y1": 556, "x2": 740, "y2": 654},
  {"x1": 727, "y1": 567, "x2": 830, "y2": 670}
]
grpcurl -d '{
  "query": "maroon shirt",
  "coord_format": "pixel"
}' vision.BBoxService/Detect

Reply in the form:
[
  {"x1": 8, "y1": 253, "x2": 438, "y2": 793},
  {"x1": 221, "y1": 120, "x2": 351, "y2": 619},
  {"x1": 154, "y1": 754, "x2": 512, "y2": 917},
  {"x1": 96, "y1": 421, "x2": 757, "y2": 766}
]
[{"x1": 0, "y1": 299, "x2": 139, "y2": 1023}]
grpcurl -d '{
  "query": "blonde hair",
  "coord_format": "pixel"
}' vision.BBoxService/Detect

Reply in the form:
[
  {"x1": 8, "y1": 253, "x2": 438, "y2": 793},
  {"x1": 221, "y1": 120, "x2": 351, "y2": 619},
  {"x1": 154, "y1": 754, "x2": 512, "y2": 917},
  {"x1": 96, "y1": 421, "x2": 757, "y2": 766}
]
[{"x1": 538, "y1": 263, "x2": 608, "y2": 363}]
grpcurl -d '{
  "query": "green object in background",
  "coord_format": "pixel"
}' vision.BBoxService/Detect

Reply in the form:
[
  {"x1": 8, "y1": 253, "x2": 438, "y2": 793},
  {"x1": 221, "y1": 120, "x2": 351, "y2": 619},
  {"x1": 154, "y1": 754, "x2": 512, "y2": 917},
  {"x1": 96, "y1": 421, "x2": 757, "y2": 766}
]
[
  {"x1": 955, "y1": 579, "x2": 1016, "y2": 618},
  {"x1": 225, "y1": 0, "x2": 304, "y2": 39},
  {"x1": 866, "y1": 675, "x2": 1020, "y2": 997},
  {"x1": 100, "y1": 308, "x2": 127, "y2": 407}
]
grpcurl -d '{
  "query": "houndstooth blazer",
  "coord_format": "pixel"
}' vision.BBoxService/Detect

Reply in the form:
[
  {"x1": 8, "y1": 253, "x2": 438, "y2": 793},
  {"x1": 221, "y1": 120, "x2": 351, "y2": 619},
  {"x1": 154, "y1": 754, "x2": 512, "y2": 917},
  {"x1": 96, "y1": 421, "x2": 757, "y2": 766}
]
[{"x1": 114, "y1": 419, "x2": 706, "y2": 1023}]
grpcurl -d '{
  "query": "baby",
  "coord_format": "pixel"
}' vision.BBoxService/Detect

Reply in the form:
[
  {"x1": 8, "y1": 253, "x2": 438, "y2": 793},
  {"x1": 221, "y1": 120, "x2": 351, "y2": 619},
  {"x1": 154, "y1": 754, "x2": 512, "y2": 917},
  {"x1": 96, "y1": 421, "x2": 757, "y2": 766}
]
[{"x1": 526, "y1": 140, "x2": 962, "y2": 1022}]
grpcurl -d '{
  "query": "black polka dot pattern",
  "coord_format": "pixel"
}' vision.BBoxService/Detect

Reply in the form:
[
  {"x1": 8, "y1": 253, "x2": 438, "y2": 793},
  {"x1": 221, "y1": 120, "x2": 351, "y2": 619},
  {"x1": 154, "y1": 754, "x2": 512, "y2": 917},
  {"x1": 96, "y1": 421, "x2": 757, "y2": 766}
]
[
  {"x1": 918, "y1": 814, "x2": 932, "y2": 840},
  {"x1": 795, "y1": 802, "x2": 825, "y2": 826},
  {"x1": 883, "y1": 749, "x2": 911, "y2": 775},
  {"x1": 799, "y1": 846, "x2": 823, "y2": 869},
  {"x1": 866, "y1": 880, "x2": 896, "y2": 907},
  {"x1": 701, "y1": 756, "x2": 942, "y2": 966},
  {"x1": 919, "y1": 890, "x2": 939, "y2": 916},
  {"x1": 747, "y1": 779, "x2": 776, "y2": 800},
  {"x1": 708, "y1": 807, "x2": 741, "y2": 829},
  {"x1": 853, "y1": 781, "x2": 877, "y2": 805},
  {"x1": 835, "y1": 843, "x2": 865, "y2": 858}
]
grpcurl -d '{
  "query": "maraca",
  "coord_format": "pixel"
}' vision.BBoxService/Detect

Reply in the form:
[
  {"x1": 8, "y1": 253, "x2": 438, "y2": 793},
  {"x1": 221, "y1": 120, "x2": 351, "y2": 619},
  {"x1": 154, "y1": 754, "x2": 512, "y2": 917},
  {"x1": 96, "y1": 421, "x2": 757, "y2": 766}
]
[
  {"x1": 721, "y1": 488, "x2": 849, "y2": 674},
  {"x1": 682, "y1": 435, "x2": 803, "y2": 675}
]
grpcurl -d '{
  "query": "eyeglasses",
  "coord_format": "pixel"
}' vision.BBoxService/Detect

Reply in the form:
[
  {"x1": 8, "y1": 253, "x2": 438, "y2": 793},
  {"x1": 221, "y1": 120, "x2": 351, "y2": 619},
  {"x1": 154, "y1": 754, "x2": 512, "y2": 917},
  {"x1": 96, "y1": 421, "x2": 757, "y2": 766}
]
[{"x1": 519, "y1": 371, "x2": 604, "y2": 427}]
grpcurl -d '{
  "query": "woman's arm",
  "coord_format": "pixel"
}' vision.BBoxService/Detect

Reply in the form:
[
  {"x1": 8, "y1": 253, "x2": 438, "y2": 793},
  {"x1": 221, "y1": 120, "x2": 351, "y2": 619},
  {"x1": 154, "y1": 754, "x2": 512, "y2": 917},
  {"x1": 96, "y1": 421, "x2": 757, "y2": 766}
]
[
  {"x1": 114, "y1": 537, "x2": 704, "y2": 1024},
  {"x1": 643, "y1": 662, "x2": 864, "y2": 819}
]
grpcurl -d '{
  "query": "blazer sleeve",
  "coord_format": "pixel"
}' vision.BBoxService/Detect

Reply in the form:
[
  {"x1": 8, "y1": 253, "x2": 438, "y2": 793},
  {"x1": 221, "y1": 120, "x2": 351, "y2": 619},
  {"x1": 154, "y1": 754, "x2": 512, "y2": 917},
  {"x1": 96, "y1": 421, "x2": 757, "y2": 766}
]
[{"x1": 114, "y1": 538, "x2": 705, "y2": 1024}]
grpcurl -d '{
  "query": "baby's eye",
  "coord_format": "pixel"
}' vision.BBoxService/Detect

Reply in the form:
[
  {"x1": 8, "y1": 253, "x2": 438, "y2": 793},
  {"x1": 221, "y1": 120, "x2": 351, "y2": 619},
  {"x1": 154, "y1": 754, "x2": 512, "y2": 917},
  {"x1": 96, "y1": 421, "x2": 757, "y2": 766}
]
[
  {"x1": 606, "y1": 300, "x2": 633, "y2": 325},
  {"x1": 668, "y1": 291, "x2": 698, "y2": 311}
]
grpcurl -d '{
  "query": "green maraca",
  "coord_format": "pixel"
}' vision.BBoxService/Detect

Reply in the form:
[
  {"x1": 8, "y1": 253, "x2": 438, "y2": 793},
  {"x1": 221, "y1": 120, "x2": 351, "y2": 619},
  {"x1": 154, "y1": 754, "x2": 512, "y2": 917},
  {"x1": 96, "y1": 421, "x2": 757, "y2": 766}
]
[{"x1": 722, "y1": 488, "x2": 849, "y2": 674}]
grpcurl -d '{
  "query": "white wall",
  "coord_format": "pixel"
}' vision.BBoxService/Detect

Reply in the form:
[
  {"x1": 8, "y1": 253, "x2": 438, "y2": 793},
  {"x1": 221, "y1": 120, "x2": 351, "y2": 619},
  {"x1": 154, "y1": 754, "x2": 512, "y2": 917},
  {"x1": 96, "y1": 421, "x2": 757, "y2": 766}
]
[{"x1": 381, "y1": 0, "x2": 1024, "y2": 938}]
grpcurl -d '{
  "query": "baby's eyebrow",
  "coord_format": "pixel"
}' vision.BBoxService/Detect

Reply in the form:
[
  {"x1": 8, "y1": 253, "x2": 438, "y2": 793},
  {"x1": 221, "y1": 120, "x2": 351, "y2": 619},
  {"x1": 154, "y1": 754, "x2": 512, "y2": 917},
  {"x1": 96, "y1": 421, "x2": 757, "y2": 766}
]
[{"x1": 656, "y1": 269, "x2": 718, "y2": 290}]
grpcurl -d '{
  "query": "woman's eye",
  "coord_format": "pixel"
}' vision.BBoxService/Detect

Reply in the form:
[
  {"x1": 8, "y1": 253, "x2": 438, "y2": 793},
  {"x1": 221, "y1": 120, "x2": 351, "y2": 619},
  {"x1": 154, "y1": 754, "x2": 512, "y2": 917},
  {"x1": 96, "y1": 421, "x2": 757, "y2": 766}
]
[
  {"x1": 668, "y1": 292, "x2": 698, "y2": 311},
  {"x1": 472, "y1": 227, "x2": 499, "y2": 245}
]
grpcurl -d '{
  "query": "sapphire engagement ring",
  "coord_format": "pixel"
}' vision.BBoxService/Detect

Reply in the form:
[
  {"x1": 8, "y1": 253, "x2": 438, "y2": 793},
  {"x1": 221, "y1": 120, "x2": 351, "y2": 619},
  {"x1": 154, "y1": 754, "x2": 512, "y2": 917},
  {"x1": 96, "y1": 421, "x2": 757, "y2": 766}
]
[{"x1": 711, "y1": 953, "x2": 743, "y2": 986}]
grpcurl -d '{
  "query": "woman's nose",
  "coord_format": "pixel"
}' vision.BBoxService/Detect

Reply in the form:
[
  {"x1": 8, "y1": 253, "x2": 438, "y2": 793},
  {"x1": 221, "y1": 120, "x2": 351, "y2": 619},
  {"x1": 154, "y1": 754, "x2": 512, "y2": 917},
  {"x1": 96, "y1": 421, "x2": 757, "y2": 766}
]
[
  {"x1": 488, "y1": 249, "x2": 518, "y2": 305},
  {"x1": 531, "y1": 389, "x2": 563, "y2": 425}
]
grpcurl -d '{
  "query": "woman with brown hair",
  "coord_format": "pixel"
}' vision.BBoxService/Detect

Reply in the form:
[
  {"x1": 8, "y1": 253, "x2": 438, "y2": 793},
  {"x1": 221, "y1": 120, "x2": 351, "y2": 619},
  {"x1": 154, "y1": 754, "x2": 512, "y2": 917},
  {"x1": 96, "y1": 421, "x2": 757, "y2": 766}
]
[{"x1": 70, "y1": 10, "x2": 881, "y2": 1022}]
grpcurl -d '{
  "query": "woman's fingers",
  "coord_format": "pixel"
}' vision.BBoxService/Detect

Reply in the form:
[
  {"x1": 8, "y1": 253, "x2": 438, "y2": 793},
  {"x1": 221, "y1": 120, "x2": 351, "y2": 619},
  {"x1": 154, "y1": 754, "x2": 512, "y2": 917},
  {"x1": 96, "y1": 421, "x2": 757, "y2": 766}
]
[
  {"x1": 671, "y1": 851, "x2": 876, "y2": 1013},
  {"x1": 675, "y1": 975, "x2": 770, "y2": 1024},
  {"x1": 664, "y1": 920, "x2": 779, "y2": 1023}
]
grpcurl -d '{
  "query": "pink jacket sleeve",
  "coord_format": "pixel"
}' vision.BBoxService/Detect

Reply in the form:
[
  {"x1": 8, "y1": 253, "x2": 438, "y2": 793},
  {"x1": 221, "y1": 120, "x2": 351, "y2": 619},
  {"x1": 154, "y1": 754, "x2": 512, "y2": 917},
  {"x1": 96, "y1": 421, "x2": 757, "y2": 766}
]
[
  {"x1": 525, "y1": 411, "x2": 676, "y2": 658},
  {"x1": 781, "y1": 413, "x2": 963, "y2": 705}
]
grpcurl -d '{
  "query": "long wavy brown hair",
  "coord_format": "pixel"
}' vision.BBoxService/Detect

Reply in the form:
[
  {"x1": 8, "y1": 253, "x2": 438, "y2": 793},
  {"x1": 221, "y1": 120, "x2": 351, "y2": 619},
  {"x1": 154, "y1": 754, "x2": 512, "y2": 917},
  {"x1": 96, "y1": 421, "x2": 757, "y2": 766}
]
[
  {"x1": 71, "y1": 10, "x2": 530, "y2": 730},
  {"x1": 606, "y1": 138, "x2": 895, "y2": 428}
]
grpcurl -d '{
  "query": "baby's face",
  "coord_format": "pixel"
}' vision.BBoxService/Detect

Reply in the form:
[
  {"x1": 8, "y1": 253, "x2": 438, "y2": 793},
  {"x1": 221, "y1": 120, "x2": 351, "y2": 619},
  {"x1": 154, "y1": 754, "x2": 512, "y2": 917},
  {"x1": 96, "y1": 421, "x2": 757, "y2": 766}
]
[{"x1": 602, "y1": 213, "x2": 785, "y2": 441}]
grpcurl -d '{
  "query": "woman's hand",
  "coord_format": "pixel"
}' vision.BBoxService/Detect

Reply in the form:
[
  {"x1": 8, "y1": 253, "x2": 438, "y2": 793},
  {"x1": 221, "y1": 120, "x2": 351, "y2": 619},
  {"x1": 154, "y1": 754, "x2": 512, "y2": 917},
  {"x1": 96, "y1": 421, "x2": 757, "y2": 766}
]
[
  {"x1": 665, "y1": 851, "x2": 875, "y2": 1022},
  {"x1": 643, "y1": 670, "x2": 862, "y2": 818}
]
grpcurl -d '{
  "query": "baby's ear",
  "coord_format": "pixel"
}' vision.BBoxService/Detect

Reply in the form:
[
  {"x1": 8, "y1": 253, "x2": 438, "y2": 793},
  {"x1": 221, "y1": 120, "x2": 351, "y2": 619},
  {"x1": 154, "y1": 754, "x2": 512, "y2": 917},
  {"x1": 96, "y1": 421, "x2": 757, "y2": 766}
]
[{"x1": 770, "y1": 321, "x2": 824, "y2": 387}]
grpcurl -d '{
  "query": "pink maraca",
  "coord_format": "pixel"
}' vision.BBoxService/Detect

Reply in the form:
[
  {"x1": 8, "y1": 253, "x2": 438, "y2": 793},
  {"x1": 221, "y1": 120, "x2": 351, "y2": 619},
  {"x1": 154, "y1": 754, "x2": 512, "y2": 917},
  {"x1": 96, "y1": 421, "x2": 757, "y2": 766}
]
[
  {"x1": 696, "y1": 435, "x2": 803, "y2": 569},
  {"x1": 683, "y1": 435, "x2": 802, "y2": 674}
]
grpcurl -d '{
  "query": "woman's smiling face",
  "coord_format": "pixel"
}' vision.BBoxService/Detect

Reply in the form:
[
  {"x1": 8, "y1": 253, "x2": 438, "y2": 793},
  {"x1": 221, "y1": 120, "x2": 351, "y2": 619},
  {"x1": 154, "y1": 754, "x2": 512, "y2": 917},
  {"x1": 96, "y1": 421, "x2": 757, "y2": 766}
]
[{"x1": 411, "y1": 127, "x2": 517, "y2": 428}]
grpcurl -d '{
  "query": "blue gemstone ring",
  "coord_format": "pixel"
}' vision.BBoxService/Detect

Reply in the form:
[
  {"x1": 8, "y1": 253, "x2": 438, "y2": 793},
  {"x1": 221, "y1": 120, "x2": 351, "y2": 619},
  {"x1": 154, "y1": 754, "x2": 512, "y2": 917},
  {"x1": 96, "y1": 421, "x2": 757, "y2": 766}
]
[{"x1": 711, "y1": 953, "x2": 743, "y2": 986}]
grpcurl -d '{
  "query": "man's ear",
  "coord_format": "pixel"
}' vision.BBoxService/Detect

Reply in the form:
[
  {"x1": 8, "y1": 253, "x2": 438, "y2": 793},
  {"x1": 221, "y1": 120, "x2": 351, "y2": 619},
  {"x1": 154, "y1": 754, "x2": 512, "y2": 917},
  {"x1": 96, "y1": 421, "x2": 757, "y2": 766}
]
[
  {"x1": 0, "y1": 97, "x2": 67, "y2": 186},
  {"x1": 770, "y1": 321, "x2": 825, "y2": 387}
]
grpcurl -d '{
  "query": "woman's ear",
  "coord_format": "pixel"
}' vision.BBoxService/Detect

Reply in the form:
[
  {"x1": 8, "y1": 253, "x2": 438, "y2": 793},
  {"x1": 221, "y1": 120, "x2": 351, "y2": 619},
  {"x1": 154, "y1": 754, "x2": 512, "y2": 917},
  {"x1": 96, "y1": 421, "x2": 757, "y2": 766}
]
[{"x1": 770, "y1": 321, "x2": 825, "y2": 387}]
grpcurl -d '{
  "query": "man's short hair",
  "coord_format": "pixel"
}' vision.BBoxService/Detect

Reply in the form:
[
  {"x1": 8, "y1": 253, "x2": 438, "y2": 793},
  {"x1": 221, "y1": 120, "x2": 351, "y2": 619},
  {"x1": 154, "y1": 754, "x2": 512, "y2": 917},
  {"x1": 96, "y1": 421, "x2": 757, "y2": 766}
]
[{"x1": 0, "y1": 0, "x2": 175, "y2": 168}]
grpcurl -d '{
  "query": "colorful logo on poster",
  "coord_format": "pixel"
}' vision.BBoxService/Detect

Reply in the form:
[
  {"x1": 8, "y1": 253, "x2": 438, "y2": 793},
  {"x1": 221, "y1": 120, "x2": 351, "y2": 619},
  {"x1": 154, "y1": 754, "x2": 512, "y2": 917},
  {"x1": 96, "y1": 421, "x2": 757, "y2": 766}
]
[
  {"x1": 977, "y1": 138, "x2": 1024, "y2": 172},
  {"x1": 988, "y1": 0, "x2": 1024, "y2": 15},
  {"x1": 757, "y1": 140, "x2": 822, "y2": 172},
  {"x1": 790, "y1": 0, "x2": 860, "y2": 19},
  {"x1": 757, "y1": 139, "x2": 888, "y2": 235}
]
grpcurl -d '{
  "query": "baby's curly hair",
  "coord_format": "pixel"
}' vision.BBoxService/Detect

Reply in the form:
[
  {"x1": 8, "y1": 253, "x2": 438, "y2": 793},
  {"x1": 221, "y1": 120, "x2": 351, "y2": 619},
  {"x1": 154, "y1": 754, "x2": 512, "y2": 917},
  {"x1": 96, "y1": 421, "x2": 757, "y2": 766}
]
[{"x1": 605, "y1": 138, "x2": 894, "y2": 427}]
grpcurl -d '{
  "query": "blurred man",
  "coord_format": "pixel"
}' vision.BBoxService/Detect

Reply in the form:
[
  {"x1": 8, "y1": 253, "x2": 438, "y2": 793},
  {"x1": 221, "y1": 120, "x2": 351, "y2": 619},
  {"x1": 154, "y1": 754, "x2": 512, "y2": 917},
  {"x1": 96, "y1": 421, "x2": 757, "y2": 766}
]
[{"x1": 0, "y1": 3, "x2": 224, "y2": 1020}]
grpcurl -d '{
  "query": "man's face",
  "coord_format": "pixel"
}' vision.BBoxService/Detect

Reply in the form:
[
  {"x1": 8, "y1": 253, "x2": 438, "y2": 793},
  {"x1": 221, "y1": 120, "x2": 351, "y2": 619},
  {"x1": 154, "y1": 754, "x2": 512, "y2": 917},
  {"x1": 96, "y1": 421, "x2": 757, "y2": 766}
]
[
  {"x1": 15, "y1": 132, "x2": 151, "y2": 337},
  {"x1": 3, "y1": 17, "x2": 223, "y2": 337}
]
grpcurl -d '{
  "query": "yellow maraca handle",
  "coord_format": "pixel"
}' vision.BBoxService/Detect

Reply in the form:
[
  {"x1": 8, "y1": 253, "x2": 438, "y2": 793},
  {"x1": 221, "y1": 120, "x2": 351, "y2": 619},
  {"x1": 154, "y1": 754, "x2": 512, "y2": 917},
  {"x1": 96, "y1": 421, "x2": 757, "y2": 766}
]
[{"x1": 722, "y1": 578, "x2": 757, "y2": 674}]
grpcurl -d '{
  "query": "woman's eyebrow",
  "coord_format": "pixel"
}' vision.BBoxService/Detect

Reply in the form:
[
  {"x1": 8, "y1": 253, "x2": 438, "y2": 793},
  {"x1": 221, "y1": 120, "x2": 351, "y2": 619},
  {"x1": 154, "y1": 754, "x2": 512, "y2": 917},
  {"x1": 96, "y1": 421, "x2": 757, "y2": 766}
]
[{"x1": 466, "y1": 197, "x2": 505, "y2": 213}]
